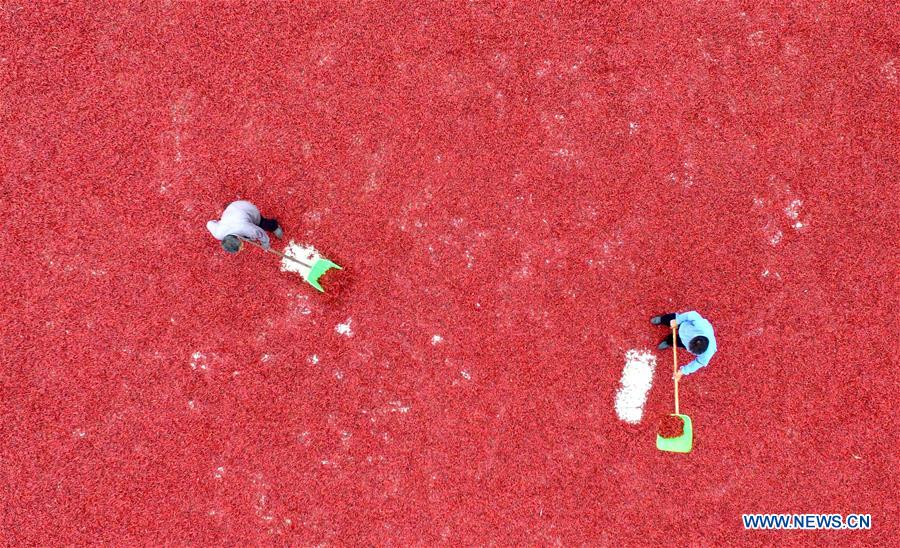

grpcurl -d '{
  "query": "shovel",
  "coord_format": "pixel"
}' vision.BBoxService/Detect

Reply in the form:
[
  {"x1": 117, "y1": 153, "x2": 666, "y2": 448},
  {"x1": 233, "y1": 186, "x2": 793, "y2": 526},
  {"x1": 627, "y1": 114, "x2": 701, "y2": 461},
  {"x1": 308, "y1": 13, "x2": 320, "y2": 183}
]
[
  {"x1": 656, "y1": 322, "x2": 693, "y2": 453},
  {"x1": 239, "y1": 237, "x2": 342, "y2": 292}
]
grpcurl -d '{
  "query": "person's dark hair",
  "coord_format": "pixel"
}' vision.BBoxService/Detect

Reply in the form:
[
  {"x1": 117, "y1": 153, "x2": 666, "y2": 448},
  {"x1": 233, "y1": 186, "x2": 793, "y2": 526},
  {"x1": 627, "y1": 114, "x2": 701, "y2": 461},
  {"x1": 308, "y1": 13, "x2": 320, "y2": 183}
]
[
  {"x1": 688, "y1": 336, "x2": 709, "y2": 355},
  {"x1": 222, "y1": 235, "x2": 242, "y2": 254}
]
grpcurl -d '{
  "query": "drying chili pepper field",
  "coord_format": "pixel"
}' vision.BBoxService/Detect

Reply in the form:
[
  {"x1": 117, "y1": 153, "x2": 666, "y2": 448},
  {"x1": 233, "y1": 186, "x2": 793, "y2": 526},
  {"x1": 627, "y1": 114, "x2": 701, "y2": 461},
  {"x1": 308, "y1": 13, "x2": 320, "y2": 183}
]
[{"x1": 2, "y1": 1, "x2": 896, "y2": 545}]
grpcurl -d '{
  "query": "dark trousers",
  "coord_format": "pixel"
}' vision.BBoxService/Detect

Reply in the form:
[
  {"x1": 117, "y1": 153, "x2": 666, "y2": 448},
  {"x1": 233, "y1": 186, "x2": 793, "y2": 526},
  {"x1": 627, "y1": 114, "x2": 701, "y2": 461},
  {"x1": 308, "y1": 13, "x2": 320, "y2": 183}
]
[
  {"x1": 657, "y1": 312, "x2": 686, "y2": 348},
  {"x1": 257, "y1": 216, "x2": 279, "y2": 232}
]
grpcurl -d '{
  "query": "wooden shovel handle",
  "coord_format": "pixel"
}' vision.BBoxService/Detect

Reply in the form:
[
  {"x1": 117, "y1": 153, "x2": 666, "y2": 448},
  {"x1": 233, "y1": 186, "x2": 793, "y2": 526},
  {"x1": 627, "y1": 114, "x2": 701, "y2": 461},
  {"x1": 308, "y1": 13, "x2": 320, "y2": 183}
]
[
  {"x1": 238, "y1": 237, "x2": 313, "y2": 268},
  {"x1": 673, "y1": 323, "x2": 680, "y2": 415}
]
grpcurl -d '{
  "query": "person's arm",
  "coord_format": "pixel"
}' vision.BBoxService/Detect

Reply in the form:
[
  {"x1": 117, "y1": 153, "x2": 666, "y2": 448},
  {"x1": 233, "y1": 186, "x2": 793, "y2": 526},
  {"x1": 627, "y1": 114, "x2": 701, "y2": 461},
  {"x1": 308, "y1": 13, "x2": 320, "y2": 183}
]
[
  {"x1": 237, "y1": 226, "x2": 271, "y2": 249},
  {"x1": 679, "y1": 345, "x2": 715, "y2": 375},
  {"x1": 679, "y1": 359, "x2": 705, "y2": 375},
  {"x1": 675, "y1": 310, "x2": 701, "y2": 325},
  {"x1": 258, "y1": 230, "x2": 271, "y2": 249}
]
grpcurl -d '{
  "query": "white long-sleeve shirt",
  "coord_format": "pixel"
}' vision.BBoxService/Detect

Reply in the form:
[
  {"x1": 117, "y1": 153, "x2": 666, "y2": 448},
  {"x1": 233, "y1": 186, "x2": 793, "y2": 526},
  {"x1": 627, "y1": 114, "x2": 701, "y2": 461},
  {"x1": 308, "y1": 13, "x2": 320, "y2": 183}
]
[{"x1": 206, "y1": 200, "x2": 270, "y2": 248}]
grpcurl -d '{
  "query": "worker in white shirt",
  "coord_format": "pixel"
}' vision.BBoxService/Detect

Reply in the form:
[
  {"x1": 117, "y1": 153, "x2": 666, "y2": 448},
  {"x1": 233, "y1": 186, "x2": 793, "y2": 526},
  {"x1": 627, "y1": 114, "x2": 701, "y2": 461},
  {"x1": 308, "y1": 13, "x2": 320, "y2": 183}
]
[
  {"x1": 206, "y1": 200, "x2": 283, "y2": 253},
  {"x1": 650, "y1": 310, "x2": 717, "y2": 381}
]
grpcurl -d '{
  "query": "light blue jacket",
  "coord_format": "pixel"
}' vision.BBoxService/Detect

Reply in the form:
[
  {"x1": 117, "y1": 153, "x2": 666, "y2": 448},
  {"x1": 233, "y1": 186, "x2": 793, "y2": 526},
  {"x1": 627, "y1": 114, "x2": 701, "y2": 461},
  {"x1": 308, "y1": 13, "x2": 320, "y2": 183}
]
[{"x1": 675, "y1": 311, "x2": 717, "y2": 375}]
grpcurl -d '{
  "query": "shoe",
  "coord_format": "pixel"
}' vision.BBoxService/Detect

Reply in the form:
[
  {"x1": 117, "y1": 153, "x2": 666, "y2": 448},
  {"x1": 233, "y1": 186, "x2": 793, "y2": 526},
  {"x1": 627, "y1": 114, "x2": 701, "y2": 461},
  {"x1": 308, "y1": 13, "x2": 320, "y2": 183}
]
[
  {"x1": 650, "y1": 315, "x2": 663, "y2": 325},
  {"x1": 274, "y1": 227, "x2": 284, "y2": 239},
  {"x1": 658, "y1": 340, "x2": 671, "y2": 350}
]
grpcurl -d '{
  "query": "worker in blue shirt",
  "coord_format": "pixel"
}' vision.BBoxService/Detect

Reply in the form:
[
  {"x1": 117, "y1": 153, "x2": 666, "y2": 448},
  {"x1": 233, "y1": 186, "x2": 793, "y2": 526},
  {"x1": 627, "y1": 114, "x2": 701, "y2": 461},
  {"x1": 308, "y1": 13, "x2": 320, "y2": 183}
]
[{"x1": 651, "y1": 311, "x2": 717, "y2": 381}]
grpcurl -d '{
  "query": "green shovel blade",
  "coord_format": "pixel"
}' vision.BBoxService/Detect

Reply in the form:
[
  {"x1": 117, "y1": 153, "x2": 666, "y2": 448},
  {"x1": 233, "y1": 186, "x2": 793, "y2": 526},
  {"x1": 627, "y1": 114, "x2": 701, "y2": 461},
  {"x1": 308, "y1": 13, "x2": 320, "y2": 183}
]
[
  {"x1": 656, "y1": 414, "x2": 693, "y2": 453},
  {"x1": 305, "y1": 258, "x2": 342, "y2": 292}
]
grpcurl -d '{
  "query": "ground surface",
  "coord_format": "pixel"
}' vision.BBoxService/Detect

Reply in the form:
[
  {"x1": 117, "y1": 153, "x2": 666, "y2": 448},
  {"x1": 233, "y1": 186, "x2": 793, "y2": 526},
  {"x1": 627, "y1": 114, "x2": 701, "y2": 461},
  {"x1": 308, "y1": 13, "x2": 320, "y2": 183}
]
[{"x1": 1, "y1": 1, "x2": 897, "y2": 545}]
